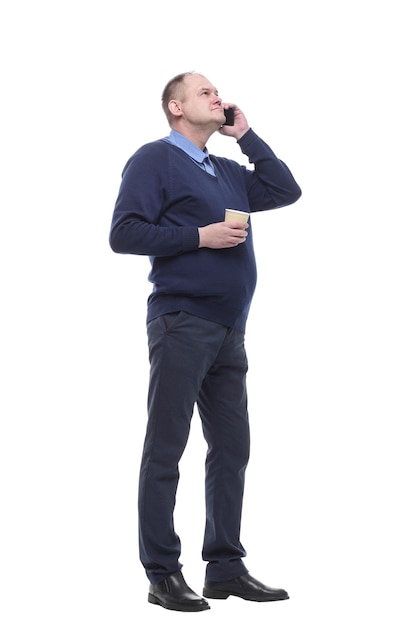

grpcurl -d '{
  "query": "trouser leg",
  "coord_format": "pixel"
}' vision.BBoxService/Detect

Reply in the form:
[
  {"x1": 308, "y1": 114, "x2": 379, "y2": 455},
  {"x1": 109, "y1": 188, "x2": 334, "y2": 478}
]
[
  {"x1": 139, "y1": 312, "x2": 228, "y2": 584},
  {"x1": 198, "y1": 327, "x2": 251, "y2": 582}
]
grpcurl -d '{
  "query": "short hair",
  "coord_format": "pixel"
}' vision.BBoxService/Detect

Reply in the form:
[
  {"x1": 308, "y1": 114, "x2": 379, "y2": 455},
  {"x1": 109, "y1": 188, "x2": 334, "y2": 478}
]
[{"x1": 161, "y1": 71, "x2": 196, "y2": 124}]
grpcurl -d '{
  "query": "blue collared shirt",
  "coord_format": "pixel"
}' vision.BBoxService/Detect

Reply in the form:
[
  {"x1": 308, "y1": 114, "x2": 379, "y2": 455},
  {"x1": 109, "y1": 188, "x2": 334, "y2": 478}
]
[{"x1": 163, "y1": 129, "x2": 216, "y2": 176}]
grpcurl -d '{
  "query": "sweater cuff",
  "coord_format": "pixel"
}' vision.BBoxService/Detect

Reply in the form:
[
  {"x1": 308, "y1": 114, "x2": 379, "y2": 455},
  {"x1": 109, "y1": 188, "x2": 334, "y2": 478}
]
[
  {"x1": 237, "y1": 127, "x2": 256, "y2": 150},
  {"x1": 183, "y1": 226, "x2": 200, "y2": 251}
]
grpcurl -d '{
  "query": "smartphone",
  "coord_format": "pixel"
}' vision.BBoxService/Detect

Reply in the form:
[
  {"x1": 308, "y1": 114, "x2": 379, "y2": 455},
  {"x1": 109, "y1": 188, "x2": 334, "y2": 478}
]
[{"x1": 223, "y1": 108, "x2": 235, "y2": 126}]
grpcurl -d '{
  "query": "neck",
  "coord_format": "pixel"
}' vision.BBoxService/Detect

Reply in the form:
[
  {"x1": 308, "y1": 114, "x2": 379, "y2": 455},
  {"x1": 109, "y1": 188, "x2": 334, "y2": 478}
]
[{"x1": 171, "y1": 122, "x2": 218, "y2": 150}]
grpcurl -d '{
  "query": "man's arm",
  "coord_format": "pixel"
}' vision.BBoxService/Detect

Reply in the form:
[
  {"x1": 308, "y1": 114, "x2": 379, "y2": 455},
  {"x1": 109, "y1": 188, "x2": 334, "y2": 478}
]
[
  {"x1": 220, "y1": 104, "x2": 301, "y2": 211},
  {"x1": 109, "y1": 144, "x2": 199, "y2": 257}
]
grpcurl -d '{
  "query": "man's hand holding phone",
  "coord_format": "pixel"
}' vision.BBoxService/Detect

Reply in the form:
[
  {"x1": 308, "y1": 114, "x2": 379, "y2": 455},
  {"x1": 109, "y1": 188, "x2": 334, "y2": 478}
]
[{"x1": 219, "y1": 104, "x2": 250, "y2": 140}]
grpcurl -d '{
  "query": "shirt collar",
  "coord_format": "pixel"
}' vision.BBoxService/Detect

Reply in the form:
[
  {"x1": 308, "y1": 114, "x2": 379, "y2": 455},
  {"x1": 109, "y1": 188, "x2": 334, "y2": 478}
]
[{"x1": 164, "y1": 129, "x2": 209, "y2": 165}]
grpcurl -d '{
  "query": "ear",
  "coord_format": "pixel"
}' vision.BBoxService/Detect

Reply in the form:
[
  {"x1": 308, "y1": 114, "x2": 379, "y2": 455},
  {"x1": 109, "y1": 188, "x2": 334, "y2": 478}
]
[{"x1": 168, "y1": 99, "x2": 183, "y2": 118}]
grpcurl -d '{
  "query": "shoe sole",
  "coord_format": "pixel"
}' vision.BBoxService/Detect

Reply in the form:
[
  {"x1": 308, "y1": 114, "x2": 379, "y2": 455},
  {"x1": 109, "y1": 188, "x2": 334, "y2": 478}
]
[
  {"x1": 148, "y1": 593, "x2": 210, "y2": 612},
  {"x1": 203, "y1": 589, "x2": 290, "y2": 602}
]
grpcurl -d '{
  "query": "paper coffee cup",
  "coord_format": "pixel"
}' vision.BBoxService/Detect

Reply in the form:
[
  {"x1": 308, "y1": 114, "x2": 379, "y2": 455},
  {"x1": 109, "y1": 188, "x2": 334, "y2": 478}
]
[{"x1": 224, "y1": 208, "x2": 250, "y2": 223}]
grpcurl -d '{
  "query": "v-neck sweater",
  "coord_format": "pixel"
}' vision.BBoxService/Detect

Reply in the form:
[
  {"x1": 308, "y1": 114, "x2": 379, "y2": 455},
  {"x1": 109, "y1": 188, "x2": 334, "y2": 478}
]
[{"x1": 110, "y1": 129, "x2": 301, "y2": 332}]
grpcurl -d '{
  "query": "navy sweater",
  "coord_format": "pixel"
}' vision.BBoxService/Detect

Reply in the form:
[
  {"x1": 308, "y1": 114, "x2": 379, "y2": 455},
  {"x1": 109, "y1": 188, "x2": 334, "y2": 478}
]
[{"x1": 110, "y1": 129, "x2": 301, "y2": 332}]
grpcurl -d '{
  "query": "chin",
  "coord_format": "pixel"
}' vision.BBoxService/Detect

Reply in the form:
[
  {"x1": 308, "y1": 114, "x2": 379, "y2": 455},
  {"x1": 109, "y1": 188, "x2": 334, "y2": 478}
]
[{"x1": 215, "y1": 112, "x2": 227, "y2": 125}]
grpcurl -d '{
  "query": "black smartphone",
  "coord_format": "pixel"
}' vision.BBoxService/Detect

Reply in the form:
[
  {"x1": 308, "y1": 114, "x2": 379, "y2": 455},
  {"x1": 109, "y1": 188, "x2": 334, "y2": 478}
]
[{"x1": 223, "y1": 108, "x2": 235, "y2": 126}]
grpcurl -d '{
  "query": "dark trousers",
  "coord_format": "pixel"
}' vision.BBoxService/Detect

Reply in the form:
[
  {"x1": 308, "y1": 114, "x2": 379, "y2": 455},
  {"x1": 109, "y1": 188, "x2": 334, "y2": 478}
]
[{"x1": 139, "y1": 311, "x2": 250, "y2": 584}]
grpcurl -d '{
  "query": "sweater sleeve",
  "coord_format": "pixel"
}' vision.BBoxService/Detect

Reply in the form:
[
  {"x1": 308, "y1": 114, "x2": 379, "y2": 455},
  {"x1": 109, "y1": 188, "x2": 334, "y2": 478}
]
[
  {"x1": 237, "y1": 129, "x2": 302, "y2": 212},
  {"x1": 109, "y1": 143, "x2": 200, "y2": 256}
]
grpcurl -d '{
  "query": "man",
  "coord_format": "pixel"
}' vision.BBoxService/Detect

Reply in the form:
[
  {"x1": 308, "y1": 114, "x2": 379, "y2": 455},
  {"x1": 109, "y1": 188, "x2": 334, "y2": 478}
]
[{"x1": 109, "y1": 71, "x2": 301, "y2": 612}]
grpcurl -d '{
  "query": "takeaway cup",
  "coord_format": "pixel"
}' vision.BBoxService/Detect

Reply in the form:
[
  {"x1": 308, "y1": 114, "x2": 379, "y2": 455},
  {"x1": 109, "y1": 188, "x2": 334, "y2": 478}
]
[{"x1": 224, "y1": 208, "x2": 250, "y2": 223}]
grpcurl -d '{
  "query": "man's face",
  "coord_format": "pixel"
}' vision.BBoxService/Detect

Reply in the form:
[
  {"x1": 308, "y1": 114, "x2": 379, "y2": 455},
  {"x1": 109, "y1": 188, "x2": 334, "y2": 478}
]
[{"x1": 178, "y1": 74, "x2": 226, "y2": 128}]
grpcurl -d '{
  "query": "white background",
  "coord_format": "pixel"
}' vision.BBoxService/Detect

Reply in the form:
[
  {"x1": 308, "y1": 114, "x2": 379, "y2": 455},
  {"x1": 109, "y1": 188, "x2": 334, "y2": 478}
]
[{"x1": 1, "y1": 1, "x2": 416, "y2": 624}]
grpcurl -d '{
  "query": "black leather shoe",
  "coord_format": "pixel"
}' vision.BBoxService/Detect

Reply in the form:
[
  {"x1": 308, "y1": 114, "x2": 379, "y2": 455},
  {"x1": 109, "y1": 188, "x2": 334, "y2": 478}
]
[
  {"x1": 203, "y1": 573, "x2": 289, "y2": 602},
  {"x1": 148, "y1": 570, "x2": 210, "y2": 612}
]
